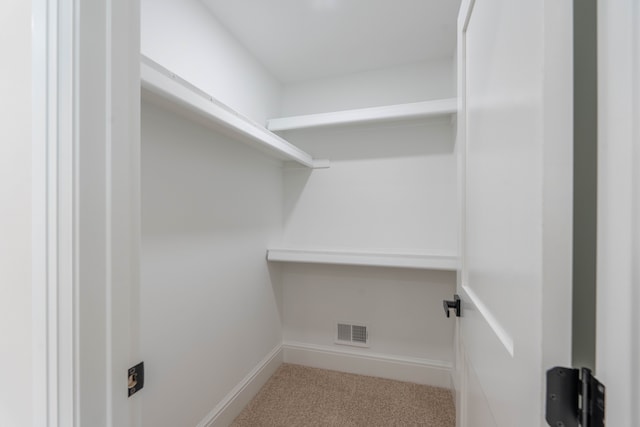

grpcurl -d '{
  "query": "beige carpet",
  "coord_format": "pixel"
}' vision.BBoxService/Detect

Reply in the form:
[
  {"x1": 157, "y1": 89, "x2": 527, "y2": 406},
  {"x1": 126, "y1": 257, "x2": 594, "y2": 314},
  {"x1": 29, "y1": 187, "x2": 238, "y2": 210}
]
[{"x1": 231, "y1": 364, "x2": 455, "y2": 427}]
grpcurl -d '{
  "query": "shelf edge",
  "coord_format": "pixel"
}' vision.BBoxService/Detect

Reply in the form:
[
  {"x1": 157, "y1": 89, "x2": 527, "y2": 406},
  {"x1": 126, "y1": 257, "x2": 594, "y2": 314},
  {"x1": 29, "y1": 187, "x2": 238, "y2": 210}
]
[
  {"x1": 140, "y1": 55, "x2": 316, "y2": 168},
  {"x1": 266, "y1": 248, "x2": 459, "y2": 271},
  {"x1": 266, "y1": 98, "x2": 458, "y2": 132}
]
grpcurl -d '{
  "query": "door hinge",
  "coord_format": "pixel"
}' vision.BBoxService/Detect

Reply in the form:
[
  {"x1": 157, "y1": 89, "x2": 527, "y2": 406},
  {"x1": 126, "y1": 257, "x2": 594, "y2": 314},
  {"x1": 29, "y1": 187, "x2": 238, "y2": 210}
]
[{"x1": 546, "y1": 367, "x2": 605, "y2": 427}]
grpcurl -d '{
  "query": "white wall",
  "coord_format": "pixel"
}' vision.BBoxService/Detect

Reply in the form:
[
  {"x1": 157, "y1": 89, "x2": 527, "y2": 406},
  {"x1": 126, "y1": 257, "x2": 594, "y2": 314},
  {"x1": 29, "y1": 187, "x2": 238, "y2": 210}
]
[
  {"x1": 281, "y1": 121, "x2": 457, "y2": 253},
  {"x1": 141, "y1": 101, "x2": 284, "y2": 427},
  {"x1": 281, "y1": 58, "x2": 454, "y2": 115},
  {"x1": 141, "y1": 0, "x2": 281, "y2": 124},
  {"x1": 141, "y1": 4, "x2": 288, "y2": 421},
  {"x1": 0, "y1": 1, "x2": 31, "y2": 426},
  {"x1": 280, "y1": 60, "x2": 457, "y2": 254},
  {"x1": 141, "y1": 6, "x2": 457, "y2": 415},
  {"x1": 278, "y1": 60, "x2": 457, "y2": 378},
  {"x1": 283, "y1": 264, "x2": 455, "y2": 362}
]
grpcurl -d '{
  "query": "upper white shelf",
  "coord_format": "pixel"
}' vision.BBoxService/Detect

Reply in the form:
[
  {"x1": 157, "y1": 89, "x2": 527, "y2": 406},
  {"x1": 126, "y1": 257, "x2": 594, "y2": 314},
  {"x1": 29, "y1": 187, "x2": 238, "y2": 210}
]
[
  {"x1": 140, "y1": 55, "x2": 323, "y2": 168},
  {"x1": 266, "y1": 98, "x2": 457, "y2": 132},
  {"x1": 267, "y1": 248, "x2": 459, "y2": 271}
]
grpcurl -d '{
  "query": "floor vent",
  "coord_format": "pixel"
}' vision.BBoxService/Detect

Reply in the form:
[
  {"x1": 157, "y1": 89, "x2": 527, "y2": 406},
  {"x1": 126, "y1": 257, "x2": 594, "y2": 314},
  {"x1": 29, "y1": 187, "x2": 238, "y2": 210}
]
[{"x1": 335, "y1": 322, "x2": 369, "y2": 347}]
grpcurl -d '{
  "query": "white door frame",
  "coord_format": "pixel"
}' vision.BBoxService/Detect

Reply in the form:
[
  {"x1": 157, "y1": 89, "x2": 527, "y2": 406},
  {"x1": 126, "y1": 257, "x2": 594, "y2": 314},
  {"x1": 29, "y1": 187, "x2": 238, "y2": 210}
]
[
  {"x1": 596, "y1": 0, "x2": 639, "y2": 425},
  {"x1": 31, "y1": 0, "x2": 141, "y2": 425},
  {"x1": 453, "y1": 3, "x2": 475, "y2": 426}
]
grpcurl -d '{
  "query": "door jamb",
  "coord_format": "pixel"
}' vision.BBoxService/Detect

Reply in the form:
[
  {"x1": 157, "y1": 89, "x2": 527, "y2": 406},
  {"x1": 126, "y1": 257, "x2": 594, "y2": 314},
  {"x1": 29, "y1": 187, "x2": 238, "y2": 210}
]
[
  {"x1": 453, "y1": 1, "x2": 476, "y2": 426},
  {"x1": 31, "y1": 1, "x2": 141, "y2": 425},
  {"x1": 596, "y1": 0, "x2": 640, "y2": 425}
]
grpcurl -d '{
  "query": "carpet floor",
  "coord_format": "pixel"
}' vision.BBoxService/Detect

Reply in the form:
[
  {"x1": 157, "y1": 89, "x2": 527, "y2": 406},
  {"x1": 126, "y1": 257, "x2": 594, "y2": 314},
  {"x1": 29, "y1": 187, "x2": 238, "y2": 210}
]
[{"x1": 231, "y1": 363, "x2": 456, "y2": 427}]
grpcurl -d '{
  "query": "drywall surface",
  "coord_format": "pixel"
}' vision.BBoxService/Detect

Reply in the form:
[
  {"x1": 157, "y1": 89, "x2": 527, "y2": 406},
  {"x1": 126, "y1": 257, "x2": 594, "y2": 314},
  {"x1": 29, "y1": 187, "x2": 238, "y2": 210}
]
[
  {"x1": 141, "y1": 0, "x2": 281, "y2": 124},
  {"x1": 281, "y1": 121, "x2": 457, "y2": 253},
  {"x1": 141, "y1": 101, "x2": 283, "y2": 427},
  {"x1": 280, "y1": 58, "x2": 454, "y2": 116},
  {"x1": 279, "y1": 58, "x2": 457, "y2": 253},
  {"x1": 0, "y1": 1, "x2": 31, "y2": 426},
  {"x1": 282, "y1": 264, "x2": 456, "y2": 363},
  {"x1": 278, "y1": 59, "x2": 457, "y2": 371}
]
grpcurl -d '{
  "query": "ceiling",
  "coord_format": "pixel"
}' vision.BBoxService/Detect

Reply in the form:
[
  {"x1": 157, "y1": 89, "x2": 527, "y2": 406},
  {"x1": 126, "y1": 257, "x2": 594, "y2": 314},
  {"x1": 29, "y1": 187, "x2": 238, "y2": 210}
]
[{"x1": 201, "y1": 0, "x2": 462, "y2": 83}]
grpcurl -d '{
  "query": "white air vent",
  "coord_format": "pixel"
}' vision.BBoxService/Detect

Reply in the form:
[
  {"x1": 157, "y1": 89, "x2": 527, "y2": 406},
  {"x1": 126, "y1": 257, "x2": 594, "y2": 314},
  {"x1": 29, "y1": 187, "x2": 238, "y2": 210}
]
[{"x1": 335, "y1": 322, "x2": 369, "y2": 347}]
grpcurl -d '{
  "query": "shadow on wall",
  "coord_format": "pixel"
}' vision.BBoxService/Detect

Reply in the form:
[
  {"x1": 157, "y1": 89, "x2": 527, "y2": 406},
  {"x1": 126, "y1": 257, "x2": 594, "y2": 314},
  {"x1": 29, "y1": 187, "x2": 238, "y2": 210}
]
[
  {"x1": 282, "y1": 166, "x2": 312, "y2": 230},
  {"x1": 279, "y1": 118, "x2": 456, "y2": 241},
  {"x1": 268, "y1": 262, "x2": 285, "y2": 326},
  {"x1": 280, "y1": 118, "x2": 454, "y2": 161},
  {"x1": 141, "y1": 100, "x2": 283, "y2": 238}
]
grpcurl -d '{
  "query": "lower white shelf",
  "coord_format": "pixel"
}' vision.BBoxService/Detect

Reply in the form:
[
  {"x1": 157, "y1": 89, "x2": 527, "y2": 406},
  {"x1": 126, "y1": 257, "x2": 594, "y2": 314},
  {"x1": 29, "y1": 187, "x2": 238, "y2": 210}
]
[{"x1": 266, "y1": 248, "x2": 459, "y2": 271}]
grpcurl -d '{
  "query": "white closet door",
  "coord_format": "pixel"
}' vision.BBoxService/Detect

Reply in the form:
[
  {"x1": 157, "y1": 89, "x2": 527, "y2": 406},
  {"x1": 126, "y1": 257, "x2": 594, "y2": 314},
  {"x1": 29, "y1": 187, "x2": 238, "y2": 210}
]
[{"x1": 456, "y1": 0, "x2": 573, "y2": 425}]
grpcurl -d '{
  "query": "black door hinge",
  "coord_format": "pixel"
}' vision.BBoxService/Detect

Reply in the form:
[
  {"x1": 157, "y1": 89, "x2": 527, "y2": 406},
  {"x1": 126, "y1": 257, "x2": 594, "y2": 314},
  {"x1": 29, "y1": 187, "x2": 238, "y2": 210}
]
[{"x1": 546, "y1": 366, "x2": 605, "y2": 427}]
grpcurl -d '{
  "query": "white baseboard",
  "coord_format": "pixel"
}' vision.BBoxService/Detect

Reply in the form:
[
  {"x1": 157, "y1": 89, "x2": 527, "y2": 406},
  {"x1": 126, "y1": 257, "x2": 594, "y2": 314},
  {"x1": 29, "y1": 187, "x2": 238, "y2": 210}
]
[
  {"x1": 195, "y1": 342, "x2": 452, "y2": 427},
  {"x1": 196, "y1": 345, "x2": 283, "y2": 427},
  {"x1": 282, "y1": 341, "x2": 452, "y2": 389}
]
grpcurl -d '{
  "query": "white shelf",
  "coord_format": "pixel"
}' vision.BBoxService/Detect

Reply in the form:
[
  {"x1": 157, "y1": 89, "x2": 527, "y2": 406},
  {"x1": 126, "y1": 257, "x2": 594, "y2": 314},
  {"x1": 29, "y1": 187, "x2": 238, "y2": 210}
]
[
  {"x1": 266, "y1": 98, "x2": 457, "y2": 132},
  {"x1": 140, "y1": 56, "x2": 325, "y2": 168},
  {"x1": 266, "y1": 248, "x2": 459, "y2": 271}
]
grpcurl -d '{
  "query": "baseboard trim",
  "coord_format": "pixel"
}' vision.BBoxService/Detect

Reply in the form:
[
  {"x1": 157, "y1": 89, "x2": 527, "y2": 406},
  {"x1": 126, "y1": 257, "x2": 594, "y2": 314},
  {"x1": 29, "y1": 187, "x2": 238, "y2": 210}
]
[
  {"x1": 282, "y1": 341, "x2": 452, "y2": 389},
  {"x1": 196, "y1": 344, "x2": 283, "y2": 427},
  {"x1": 195, "y1": 342, "x2": 452, "y2": 427}
]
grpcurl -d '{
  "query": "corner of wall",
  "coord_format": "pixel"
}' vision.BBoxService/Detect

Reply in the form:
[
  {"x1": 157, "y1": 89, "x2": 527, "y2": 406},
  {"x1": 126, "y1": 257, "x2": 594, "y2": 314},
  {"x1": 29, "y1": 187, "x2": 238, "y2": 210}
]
[
  {"x1": 140, "y1": 0, "x2": 283, "y2": 123},
  {"x1": 197, "y1": 345, "x2": 283, "y2": 427}
]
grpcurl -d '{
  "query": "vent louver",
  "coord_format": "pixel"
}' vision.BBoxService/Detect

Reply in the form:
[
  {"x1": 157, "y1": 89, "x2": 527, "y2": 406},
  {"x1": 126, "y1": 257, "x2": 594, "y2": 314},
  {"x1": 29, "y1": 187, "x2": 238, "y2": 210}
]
[
  {"x1": 337, "y1": 323, "x2": 352, "y2": 342},
  {"x1": 335, "y1": 322, "x2": 369, "y2": 347}
]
